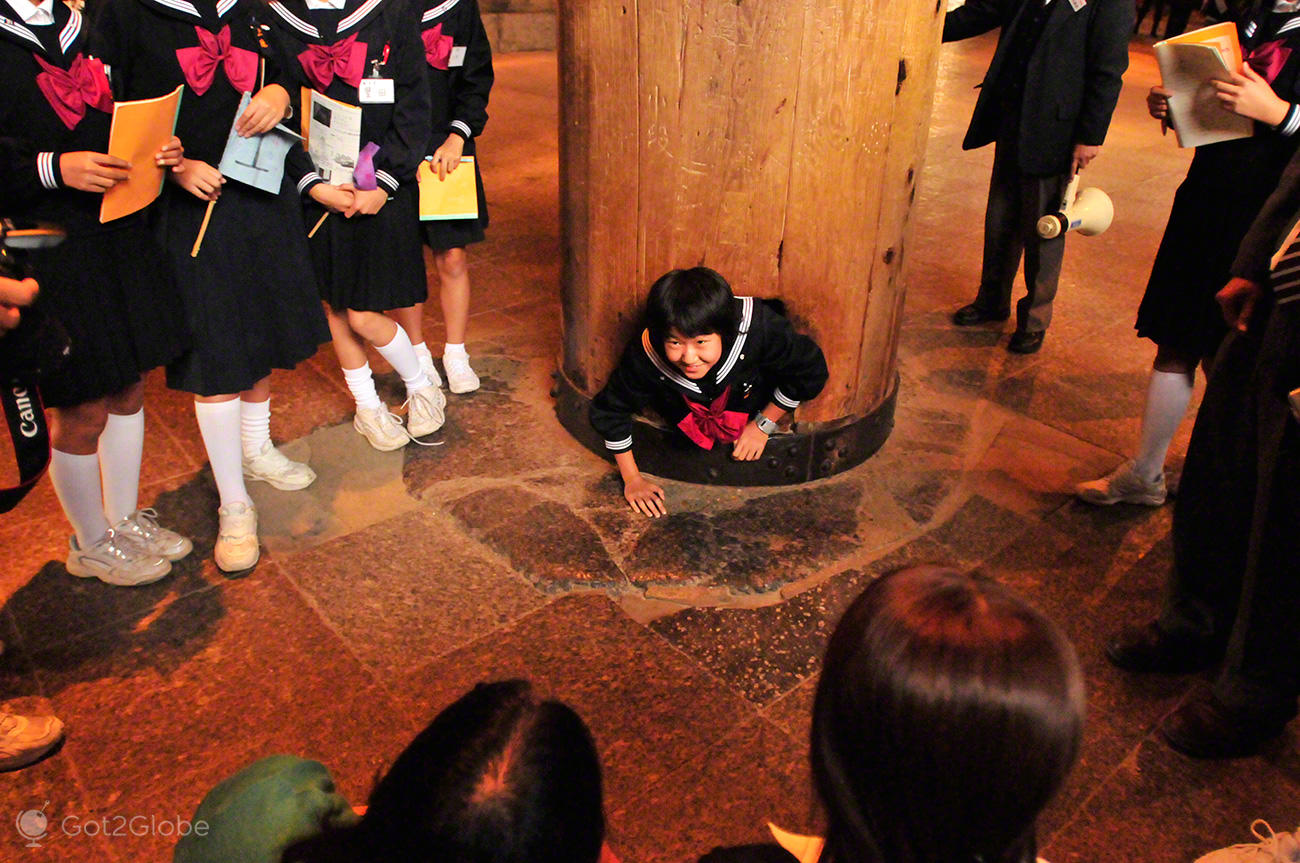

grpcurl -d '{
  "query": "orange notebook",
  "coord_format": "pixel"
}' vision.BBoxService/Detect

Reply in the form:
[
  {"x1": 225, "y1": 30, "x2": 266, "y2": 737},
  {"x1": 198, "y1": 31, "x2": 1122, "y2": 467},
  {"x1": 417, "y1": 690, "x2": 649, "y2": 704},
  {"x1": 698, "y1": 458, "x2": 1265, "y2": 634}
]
[
  {"x1": 1157, "y1": 21, "x2": 1243, "y2": 73},
  {"x1": 100, "y1": 85, "x2": 183, "y2": 223},
  {"x1": 417, "y1": 156, "x2": 478, "y2": 220}
]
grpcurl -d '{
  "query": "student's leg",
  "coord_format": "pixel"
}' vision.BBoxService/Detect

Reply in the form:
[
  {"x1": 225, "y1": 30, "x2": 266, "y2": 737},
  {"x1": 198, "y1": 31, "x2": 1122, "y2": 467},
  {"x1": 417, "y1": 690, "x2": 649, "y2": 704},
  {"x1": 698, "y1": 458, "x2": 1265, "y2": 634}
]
[
  {"x1": 390, "y1": 303, "x2": 442, "y2": 387},
  {"x1": 99, "y1": 379, "x2": 145, "y2": 524},
  {"x1": 239, "y1": 376, "x2": 315, "y2": 491},
  {"x1": 1133, "y1": 345, "x2": 1198, "y2": 481},
  {"x1": 194, "y1": 394, "x2": 251, "y2": 509},
  {"x1": 49, "y1": 398, "x2": 112, "y2": 547},
  {"x1": 435, "y1": 248, "x2": 479, "y2": 393}
]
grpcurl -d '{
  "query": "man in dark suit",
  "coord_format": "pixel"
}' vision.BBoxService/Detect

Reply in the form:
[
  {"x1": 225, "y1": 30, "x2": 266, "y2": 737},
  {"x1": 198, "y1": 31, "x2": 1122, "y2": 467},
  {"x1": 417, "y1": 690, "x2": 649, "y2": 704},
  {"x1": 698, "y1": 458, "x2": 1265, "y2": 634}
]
[
  {"x1": 1107, "y1": 145, "x2": 1300, "y2": 759},
  {"x1": 944, "y1": 0, "x2": 1134, "y2": 353}
]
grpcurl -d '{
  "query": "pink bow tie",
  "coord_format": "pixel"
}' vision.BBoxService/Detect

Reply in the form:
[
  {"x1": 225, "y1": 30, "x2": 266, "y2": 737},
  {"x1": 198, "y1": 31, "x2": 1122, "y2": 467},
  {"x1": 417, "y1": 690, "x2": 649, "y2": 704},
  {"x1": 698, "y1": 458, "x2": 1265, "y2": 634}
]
[
  {"x1": 422, "y1": 23, "x2": 453, "y2": 70},
  {"x1": 34, "y1": 53, "x2": 114, "y2": 130},
  {"x1": 298, "y1": 34, "x2": 367, "y2": 90},
  {"x1": 1247, "y1": 39, "x2": 1293, "y2": 84},
  {"x1": 175, "y1": 26, "x2": 258, "y2": 96},
  {"x1": 677, "y1": 387, "x2": 748, "y2": 450}
]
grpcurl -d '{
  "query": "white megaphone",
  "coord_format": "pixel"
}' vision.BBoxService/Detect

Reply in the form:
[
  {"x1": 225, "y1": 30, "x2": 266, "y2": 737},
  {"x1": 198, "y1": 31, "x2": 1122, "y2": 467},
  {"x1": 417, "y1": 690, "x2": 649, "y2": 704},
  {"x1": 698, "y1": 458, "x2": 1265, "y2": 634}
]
[{"x1": 1036, "y1": 174, "x2": 1113, "y2": 239}]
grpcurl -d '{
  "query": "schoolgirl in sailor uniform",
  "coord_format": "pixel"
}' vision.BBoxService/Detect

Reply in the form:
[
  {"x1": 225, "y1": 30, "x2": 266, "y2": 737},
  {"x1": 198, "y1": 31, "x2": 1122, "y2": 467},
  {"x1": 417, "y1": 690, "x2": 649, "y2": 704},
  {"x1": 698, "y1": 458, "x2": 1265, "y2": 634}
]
[
  {"x1": 0, "y1": 0, "x2": 192, "y2": 584},
  {"x1": 263, "y1": 0, "x2": 446, "y2": 450},
  {"x1": 389, "y1": 0, "x2": 492, "y2": 394},
  {"x1": 590, "y1": 268, "x2": 829, "y2": 518},
  {"x1": 1077, "y1": 0, "x2": 1300, "y2": 505},
  {"x1": 92, "y1": 0, "x2": 332, "y2": 572}
]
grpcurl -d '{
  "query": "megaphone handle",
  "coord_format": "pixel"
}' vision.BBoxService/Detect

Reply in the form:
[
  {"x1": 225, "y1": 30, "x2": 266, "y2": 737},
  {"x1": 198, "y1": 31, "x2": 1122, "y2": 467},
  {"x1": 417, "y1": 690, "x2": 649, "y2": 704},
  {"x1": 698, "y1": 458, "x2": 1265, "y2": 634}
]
[{"x1": 1059, "y1": 174, "x2": 1081, "y2": 213}]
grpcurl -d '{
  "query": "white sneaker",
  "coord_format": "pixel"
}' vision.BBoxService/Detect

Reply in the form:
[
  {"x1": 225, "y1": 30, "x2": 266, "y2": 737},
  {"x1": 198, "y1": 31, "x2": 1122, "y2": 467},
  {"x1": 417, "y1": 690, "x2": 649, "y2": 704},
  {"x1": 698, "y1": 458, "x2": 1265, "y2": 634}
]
[
  {"x1": 0, "y1": 712, "x2": 64, "y2": 772},
  {"x1": 215, "y1": 502, "x2": 259, "y2": 573},
  {"x1": 353, "y1": 405, "x2": 409, "y2": 451},
  {"x1": 243, "y1": 439, "x2": 317, "y2": 491},
  {"x1": 443, "y1": 352, "x2": 480, "y2": 394},
  {"x1": 405, "y1": 385, "x2": 447, "y2": 437},
  {"x1": 418, "y1": 352, "x2": 444, "y2": 389},
  {"x1": 1196, "y1": 820, "x2": 1300, "y2": 862},
  {"x1": 1075, "y1": 460, "x2": 1168, "y2": 506},
  {"x1": 111, "y1": 508, "x2": 193, "y2": 561},
  {"x1": 66, "y1": 530, "x2": 171, "y2": 586}
]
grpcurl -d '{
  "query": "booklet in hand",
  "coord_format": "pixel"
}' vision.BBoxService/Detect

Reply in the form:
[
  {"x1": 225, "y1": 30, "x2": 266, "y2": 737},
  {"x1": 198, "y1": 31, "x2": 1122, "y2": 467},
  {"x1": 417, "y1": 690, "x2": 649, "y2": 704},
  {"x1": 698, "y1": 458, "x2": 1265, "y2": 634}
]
[
  {"x1": 218, "y1": 92, "x2": 303, "y2": 194},
  {"x1": 100, "y1": 85, "x2": 184, "y2": 223},
  {"x1": 1154, "y1": 22, "x2": 1253, "y2": 148}
]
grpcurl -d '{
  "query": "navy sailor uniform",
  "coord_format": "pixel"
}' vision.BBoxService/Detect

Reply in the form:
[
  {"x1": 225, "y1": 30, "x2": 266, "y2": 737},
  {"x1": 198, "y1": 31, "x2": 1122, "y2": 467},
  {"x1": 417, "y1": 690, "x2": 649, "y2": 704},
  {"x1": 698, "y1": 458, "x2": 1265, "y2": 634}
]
[
  {"x1": 92, "y1": 0, "x2": 330, "y2": 396},
  {"x1": 419, "y1": 0, "x2": 491, "y2": 250},
  {"x1": 0, "y1": 0, "x2": 188, "y2": 407},
  {"x1": 1136, "y1": 5, "x2": 1300, "y2": 359},
  {"x1": 263, "y1": 0, "x2": 430, "y2": 312},
  {"x1": 590, "y1": 298, "x2": 829, "y2": 454}
]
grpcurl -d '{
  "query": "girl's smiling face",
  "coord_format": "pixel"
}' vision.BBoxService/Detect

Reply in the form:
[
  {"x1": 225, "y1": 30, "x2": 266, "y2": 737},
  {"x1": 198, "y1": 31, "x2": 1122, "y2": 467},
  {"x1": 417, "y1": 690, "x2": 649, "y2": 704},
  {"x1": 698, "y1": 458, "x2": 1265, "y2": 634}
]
[{"x1": 663, "y1": 328, "x2": 723, "y2": 379}]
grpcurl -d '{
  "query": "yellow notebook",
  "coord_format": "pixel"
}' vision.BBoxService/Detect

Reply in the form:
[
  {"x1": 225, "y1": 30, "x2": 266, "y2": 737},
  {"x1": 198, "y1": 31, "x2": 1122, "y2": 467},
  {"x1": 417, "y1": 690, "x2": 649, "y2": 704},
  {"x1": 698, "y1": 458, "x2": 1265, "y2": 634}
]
[
  {"x1": 417, "y1": 156, "x2": 478, "y2": 220},
  {"x1": 100, "y1": 85, "x2": 183, "y2": 223}
]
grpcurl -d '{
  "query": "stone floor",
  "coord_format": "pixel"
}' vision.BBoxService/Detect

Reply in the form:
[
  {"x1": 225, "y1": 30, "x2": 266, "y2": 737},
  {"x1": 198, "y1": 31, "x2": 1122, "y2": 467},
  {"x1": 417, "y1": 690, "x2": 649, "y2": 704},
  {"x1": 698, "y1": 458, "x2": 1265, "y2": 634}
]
[{"x1": 2, "y1": 34, "x2": 1298, "y2": 863}]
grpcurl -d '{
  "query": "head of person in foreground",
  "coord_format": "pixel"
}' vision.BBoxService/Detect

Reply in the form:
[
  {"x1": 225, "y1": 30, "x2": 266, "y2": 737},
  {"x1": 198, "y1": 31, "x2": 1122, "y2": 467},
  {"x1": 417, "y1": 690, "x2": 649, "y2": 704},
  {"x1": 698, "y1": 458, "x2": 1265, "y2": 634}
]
[
  {"x1": 285, "y1": 679, "x2": 606, "y2": 863},
  {"x1": 812, "y1": 565, "x2": 1085, "y2": 863}
]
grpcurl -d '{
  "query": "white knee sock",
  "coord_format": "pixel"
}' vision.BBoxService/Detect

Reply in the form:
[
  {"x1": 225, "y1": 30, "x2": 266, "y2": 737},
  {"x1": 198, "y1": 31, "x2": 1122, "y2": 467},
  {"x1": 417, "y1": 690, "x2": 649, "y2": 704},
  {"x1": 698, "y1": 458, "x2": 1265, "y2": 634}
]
[
  {"x1": 98, "y1": 409, "x2": 144, "y2": 523},
  {"x1": 51, "y1": 450, "x2": 109, "y2": 547},
  {"x1": 342, "y1": 363, "x2": 383, "y2": 411},
  {"x1": 413, "y1": 341, "x2": 434, "y2": 366},
  {"x1": 194, "y1": 400, "x2": 252, "y2": 508},
  {"x1": 240, "y1": 398, "x2": 272, "y2": 460},
  {"x1": 444, "y1": 342, "x2": 468, "y2": 360},
  {"x1": 1133, "y1": 368, "x2": 1195, "y2": 481},
  {"x1": 374, "y1": 326, "x2": 431, "y2": 396}
]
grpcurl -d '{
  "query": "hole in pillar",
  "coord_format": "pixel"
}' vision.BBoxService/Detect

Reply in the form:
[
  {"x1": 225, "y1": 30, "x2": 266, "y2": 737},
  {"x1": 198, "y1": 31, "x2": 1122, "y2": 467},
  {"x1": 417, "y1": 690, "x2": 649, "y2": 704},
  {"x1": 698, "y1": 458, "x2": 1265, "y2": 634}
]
[{"x1": 896, "y1": 59, "x2": 908, "y2": 95}]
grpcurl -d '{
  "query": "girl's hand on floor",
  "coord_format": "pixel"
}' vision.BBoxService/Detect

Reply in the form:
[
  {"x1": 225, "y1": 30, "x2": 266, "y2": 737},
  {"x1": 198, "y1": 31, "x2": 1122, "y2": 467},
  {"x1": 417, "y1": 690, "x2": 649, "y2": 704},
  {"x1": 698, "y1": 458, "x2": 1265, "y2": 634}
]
[
  {"x1": 732, "y1": 422, "x2": 770, "y2": 461},
  {"x1": 237, "y1": 85, "x2": 291, "y2": 137},
  {"x1": 59, "y1": 151, "x2": 130, "y2": 192},
  {"x1": 624, "y1": 475, "x2": 666, "y2": 518},
  {"x1": 344, "y1": 187, "x2": 388, "y2": 217},
  {"x1": 173, "y1": 158, "x2": 224, "y2": 201},
  {"x1": 310, "y1": 183, "x2": 354, "y2": 213}
]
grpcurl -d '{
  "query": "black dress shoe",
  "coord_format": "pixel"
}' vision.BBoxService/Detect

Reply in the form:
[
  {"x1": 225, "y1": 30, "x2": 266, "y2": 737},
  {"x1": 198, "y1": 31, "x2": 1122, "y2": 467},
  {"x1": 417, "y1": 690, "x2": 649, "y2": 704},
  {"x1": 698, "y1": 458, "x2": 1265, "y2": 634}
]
[
  {"x1": 1160, "y1": 689, "x2": 1291, "y2": 759},
  {"x1": 1105, "y1": 621, "x2": 1221, "y2": 674},
  {"x1": 952, "y1": 303, "x2": 1010, "y2": 326},
  {"x1": 1007, "y1": 330, "x2": 1045, "y2": 353}
]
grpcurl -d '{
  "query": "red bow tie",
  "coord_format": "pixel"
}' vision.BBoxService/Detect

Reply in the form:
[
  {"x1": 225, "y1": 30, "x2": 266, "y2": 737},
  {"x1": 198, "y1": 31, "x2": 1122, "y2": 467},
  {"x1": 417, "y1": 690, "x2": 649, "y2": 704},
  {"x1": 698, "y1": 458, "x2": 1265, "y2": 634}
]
[
  {"x1": 422, "y1": 23, "x2": 453, "y2": 70},
  {"x1": 175, "y1": 25, "x2": 258, "y2": 96},
  {"x1": 298, "y1": 34, "x2": 367, "y2": 90},
  {"x1": 1247, "y1": 39, "x2": 1293, "y2": 84},
  {"x1": 677, "y1": 387, "x2": 748, "y2": 450},
  {"x1": 34, "y1": 53, "x2": 114, "y2": 130}
]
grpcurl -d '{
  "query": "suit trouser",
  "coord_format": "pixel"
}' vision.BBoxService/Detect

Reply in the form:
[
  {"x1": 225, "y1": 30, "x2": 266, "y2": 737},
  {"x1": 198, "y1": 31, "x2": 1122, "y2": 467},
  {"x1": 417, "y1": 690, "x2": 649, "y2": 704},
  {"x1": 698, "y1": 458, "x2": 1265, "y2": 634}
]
[
  {"x1": 974, "y1": 131, "x2": 1069, "y2": 334},
  {"x1": 1159, "y1": 297, "x2": 1300, "y2": 717}
]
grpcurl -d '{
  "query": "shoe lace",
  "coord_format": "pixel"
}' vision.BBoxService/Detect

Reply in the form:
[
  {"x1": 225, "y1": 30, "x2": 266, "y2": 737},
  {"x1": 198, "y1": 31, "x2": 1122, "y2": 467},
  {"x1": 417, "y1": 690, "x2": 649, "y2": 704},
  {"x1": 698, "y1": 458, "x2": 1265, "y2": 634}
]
[
  {"x1": 397, "y1": 396, "x2": 445, "y2": 448},
  {"x1": 1218, "y1": 821, "x2": 1290, "y2": 860},
  {"x1": 129, "y1": 507, "x2": 163, "y2": 538},
  {"x1": 103, "y1": 528, "x2": 151, "y2": 559}
]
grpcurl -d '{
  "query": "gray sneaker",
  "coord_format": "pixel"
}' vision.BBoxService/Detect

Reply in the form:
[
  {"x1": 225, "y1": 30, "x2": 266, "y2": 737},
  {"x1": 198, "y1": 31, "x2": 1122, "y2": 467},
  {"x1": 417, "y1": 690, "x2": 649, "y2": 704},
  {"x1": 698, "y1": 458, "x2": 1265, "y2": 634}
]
[
  {"x1": 112, "y1": 508, "x2": 193, "y2": 561},
  {"x1": 1195, "y1": 821, "x2": 1300, "y2": 862},
  {"x1": 1075, "y1": 460, "x2": 1167, "y2": 506},
  {"x1": 66, "y1": 530, "x2": 172, "y2": 587},
  {"x1": 0, "y1": 712, "x2": 64, "y2": 771}
]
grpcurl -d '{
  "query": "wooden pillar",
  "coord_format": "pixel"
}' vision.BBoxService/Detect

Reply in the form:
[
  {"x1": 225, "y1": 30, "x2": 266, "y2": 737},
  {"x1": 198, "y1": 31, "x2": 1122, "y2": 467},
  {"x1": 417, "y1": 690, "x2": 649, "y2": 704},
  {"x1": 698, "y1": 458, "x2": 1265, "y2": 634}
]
[{"x1": 555, "y1": 0, "x2": 947, "y2": 485}]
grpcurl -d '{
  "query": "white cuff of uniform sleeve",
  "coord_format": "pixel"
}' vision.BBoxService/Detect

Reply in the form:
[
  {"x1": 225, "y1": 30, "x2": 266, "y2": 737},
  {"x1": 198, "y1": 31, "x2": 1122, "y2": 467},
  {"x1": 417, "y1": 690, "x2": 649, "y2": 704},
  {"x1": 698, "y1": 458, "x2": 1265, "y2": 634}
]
[
  {"x1": 772, "y1": 388, "x2": 800, "y2": 410},
  {"x1": 37, "y1": 152, "x2": 59, "y2": 190},
  {"x1": 297, "y1": 173, "x2": 324, "y2": 195},
  {"x1": 450, "y1": 120, "x2": 472, "y2": 140},
  {"x1": 375, "y1": 170, "x2": 399, "y2": 194},
  {"x1": 604, "y1": 436, "x2": 633, "y2": 452},
  {"x1": 1276, "y1": 103, "x2": 1300, "y2": 137}
]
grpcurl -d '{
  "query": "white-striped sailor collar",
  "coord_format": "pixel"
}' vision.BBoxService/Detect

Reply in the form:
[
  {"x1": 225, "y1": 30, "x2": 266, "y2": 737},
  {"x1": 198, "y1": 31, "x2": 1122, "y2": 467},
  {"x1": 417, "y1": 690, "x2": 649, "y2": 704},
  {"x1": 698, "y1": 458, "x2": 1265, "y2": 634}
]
[
  {"x1": 139, "y1": 0, "x2": 240, "y2": 22},
  {"x1": 1245, "y1": 11, "x2": 1300, "y2": 41},
  {"x1": 638, "y1": 296, "x2": 755, "y2": 392},
  {"x1": 0, "y1": 0, "x2": 80, "y2": 57},
  {"x1": 422, "y1": 0, "x2": 461, "y2": 23},
  {"x1": 268, "y1": 0, "x2": 384, "y2": 39}
]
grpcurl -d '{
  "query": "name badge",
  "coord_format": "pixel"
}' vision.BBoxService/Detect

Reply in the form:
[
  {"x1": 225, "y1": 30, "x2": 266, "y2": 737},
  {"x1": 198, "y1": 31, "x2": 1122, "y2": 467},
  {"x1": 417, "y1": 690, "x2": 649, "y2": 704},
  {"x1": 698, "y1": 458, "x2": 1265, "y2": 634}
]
[
  {"x1": 1068, "y1": 0, "x2": 1086, "y2": 10},
  {"x1": 359, "y1": 78, "x2": 395, "y2": 104},
  {"x1": 449, "y1": 46, "x2": 467, "y2": 67}
]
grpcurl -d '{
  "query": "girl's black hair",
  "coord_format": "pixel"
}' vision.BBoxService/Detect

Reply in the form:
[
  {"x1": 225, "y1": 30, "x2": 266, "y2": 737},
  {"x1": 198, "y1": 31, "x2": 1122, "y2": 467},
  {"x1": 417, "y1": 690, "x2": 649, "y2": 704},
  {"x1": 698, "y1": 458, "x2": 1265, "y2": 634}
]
[
  {"x1": 644, "y1": 267, "x2": 739, "y2": 343},
  {"x1": 283, "y1": 680, "x2": 605, "y2": 863},
  {"x1": 811, "y1": 566, "x2": 1085, "y2": 863}
]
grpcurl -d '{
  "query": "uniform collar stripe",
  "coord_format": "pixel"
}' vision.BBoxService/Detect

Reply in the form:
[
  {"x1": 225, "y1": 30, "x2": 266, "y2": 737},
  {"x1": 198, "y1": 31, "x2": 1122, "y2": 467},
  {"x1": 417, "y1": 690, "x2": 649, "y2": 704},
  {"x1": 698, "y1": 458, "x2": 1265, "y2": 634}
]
[
  {"x1": 337, "y1": 0, "x2": 381, "y2": 32},
  {"x1": 423, "y1": 0, "x2": 460, "y2": 21},
  {"x1": 57, "y1": 8, "x2": 78, "y2": 51},
  {"x1": 216, "y1": 0, "x2": 238, "y2": 17},
  {"x1": 268, "y1": 1, "x2": 319, "y2": 36},
  {"x1": 713, "y1": 297, "x2": 753, "y2": 384},
  {"x1": 148, "y1": 0, "x2": 201, "y2": 18},
  {"x1": 0, "y1": 16, "x2": 41, "y2": 49},
  {"x1": 1278, "y1": 16, "x2": 1300, "y2": 35},
  {"x1": 640, "y1": 330, "x2": 702, "y2": 393}
]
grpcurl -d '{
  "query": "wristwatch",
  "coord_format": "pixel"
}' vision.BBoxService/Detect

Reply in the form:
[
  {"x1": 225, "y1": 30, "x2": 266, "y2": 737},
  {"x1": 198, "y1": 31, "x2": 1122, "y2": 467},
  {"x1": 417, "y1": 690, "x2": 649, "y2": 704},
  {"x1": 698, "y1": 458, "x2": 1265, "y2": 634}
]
[{"x1": 755, "y1": 415, "x2": 779, "y2": 436}]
